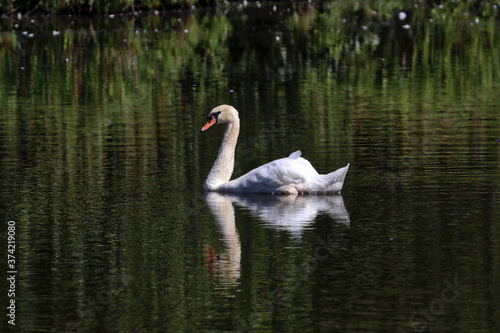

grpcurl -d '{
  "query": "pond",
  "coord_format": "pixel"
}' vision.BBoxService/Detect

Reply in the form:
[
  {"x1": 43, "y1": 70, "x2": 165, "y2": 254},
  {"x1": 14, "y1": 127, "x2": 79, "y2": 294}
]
[{"x1": 1, "y1": 1, "x2": 500, "y2": 332}]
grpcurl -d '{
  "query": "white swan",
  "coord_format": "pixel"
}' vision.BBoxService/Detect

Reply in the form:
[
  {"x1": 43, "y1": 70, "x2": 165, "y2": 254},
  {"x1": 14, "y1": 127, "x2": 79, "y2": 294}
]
[{"x1": 200, "y1": 105, "x2": 349, "y2": 194}]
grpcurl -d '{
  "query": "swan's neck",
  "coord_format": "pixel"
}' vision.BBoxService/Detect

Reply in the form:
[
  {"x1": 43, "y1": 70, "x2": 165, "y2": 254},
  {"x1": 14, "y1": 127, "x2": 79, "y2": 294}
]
[{"x1": 204, "y1": 120, "x2": 240, "y2": 190}]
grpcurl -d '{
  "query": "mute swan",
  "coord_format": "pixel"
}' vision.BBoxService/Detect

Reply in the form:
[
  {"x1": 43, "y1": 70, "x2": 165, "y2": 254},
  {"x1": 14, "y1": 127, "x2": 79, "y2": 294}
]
[{"x1": 200, "y1": 105, "x2": 349, "y2": 194}]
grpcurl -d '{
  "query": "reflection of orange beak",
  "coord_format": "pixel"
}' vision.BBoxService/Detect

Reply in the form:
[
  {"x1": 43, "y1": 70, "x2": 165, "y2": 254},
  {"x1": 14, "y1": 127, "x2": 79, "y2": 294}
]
[
  {"x1": 201, "y1": 116, "x2": 217, "y2": 132},
  {"x1": 203, "y1": 244, "x2": 217, "y2": 278}
]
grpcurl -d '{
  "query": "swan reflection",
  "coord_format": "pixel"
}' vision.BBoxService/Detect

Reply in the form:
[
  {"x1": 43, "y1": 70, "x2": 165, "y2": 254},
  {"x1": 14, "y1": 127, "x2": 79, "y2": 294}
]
[
  {"x1": 228, "y1": 193, "x2": 349, "y2": 239},
  {"x1": 204, "y1": 192, "x2": 241, "y2": 289},
  {"x1": 204, "y1": 192, "x2": 350, "y2": 288}
]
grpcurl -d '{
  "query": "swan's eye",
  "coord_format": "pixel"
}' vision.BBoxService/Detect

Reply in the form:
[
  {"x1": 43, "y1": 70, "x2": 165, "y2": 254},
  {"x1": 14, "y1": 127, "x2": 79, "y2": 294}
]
[{"x1": 207, "y1": 111, "x2": 222, "y2": 121}]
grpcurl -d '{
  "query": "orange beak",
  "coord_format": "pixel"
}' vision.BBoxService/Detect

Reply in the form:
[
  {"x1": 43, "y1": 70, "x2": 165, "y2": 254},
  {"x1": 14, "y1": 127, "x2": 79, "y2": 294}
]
[{"x1": 201, "y1": 116, "x2": 217, "y2": 132}]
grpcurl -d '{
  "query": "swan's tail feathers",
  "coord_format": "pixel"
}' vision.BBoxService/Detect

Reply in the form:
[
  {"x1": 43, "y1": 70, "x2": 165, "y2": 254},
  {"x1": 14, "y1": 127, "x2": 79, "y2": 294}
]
[{"x1": 323, "y1": 163, "x2": 350, "y2": 194}]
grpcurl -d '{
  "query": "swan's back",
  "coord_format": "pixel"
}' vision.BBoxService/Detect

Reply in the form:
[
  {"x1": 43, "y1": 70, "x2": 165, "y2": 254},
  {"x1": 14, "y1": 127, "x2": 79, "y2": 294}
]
[{"x1": 218, "y1": 150, "x2": 348, "y2": 194}]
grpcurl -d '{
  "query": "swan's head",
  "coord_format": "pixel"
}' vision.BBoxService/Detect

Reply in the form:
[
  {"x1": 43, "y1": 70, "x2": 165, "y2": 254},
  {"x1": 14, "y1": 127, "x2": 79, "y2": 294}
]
[{"x1": 200, "y1": 105, "x2": 239, "y2": 133}]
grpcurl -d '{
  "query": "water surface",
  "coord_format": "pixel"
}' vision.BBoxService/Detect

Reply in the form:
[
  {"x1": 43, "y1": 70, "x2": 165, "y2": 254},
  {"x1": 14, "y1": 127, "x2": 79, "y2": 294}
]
[{"x1": 1, "y1": 2, "x2": 499, "y2": 332}]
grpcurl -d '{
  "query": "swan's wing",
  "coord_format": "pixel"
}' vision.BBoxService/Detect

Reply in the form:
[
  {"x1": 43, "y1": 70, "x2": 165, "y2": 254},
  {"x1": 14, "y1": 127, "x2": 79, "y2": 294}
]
[{"x1": 221, "y1": 155, "x2": 319, "y2": 193}]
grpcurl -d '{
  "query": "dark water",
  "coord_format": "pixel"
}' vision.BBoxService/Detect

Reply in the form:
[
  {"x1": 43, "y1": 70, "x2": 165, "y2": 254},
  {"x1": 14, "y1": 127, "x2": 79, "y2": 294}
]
[{"x1": 1, "y1": 2, "x2": 500, "y2": 332}]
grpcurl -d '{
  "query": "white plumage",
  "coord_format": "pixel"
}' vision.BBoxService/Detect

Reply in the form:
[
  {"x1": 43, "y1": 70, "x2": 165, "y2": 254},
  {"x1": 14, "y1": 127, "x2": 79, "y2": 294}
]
[{"x1": 200, "y1": 105, "x2": 349, "y2": 194}]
